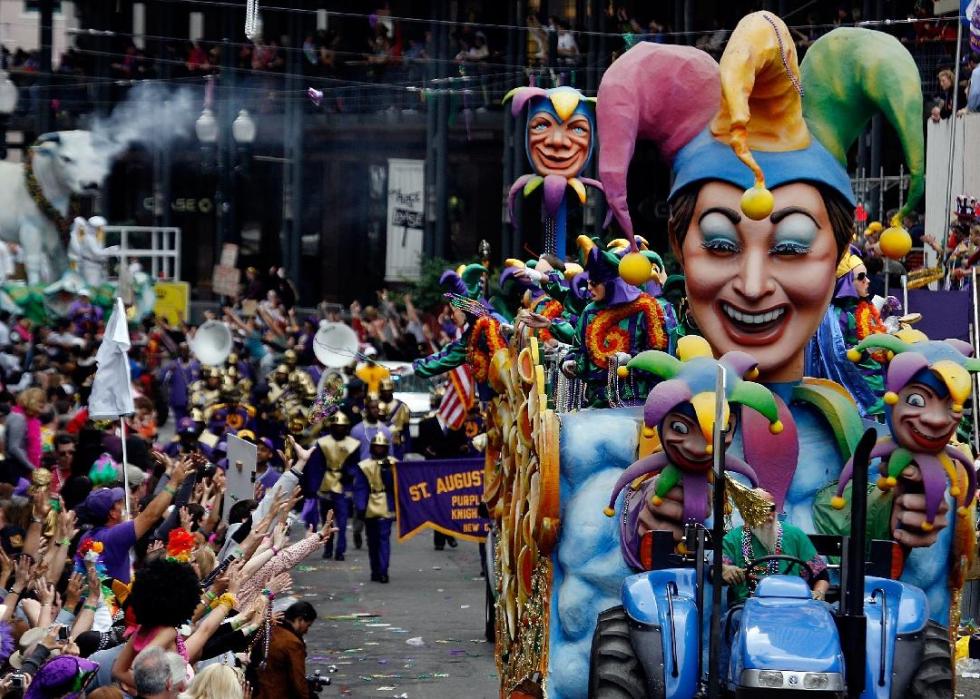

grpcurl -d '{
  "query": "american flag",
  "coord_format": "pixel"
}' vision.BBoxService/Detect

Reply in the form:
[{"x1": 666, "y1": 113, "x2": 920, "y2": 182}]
[{"x1": 438, "y1": 365, "x2": 476, "y2": 430}]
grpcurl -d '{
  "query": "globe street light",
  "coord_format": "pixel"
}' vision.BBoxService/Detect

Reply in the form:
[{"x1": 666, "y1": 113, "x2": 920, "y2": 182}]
[
  {"x1": 0, "y1": 70, "x2": 18, "y2": 160},
  {"x1": 232, "y1": 109, "x2": 256, "y2": 145},
  {"x1": 195, "y1": 108, "x2": 218, "y2": 144}
]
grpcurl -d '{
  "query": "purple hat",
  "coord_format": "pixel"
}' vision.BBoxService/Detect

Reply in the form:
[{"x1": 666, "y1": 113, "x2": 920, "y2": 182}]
[
  {"x1": 177, "y1": 417, "x2": 198, "y2": 435},
  {"x1": 25, "y1": 655, "x2": 99, "y2": 699},
  {"x1": 80, "y1": 487, "x2": 126, "y2": 524},
  {"x1": 259, "y1": 437, "x2": 275, "y2": 451}
]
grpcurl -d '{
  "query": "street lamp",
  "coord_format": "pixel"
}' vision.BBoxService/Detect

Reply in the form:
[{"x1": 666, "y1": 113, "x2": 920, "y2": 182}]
[
  {"x1": 195, "y1": 108, "x2": 218, "y2": 144},
  {"x1": 232, "y1": 109, "x2": 256, "y2": 145},
  {"x1": 0, "y1": 70, "x2": 18, "y2": 160}
]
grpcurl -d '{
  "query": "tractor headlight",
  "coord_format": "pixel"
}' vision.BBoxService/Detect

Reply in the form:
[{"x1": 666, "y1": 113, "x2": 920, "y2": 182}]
[
  {"x1": 757, "y1": 671, "x2": 784, "y2": 688},
  {"x1": 803, "y1": 673, "x2": 831, "y2": 689}
]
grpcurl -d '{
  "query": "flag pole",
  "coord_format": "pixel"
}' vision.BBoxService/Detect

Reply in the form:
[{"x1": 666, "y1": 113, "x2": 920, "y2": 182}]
[{"x1": 120, "y1": 417, "x2": 131, "y2": 518}]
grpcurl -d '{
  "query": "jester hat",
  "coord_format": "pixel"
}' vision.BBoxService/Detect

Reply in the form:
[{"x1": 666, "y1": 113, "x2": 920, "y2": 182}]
[
  {"x1": 597, "y1": 11, "x2": 924, "y2": 259},
  {"x1": 604, "y1": 336, "x2": 783, "y2": 516},
  {"x1": 439, "y1": 263, "x2": 487, "y2": 301},
  {"x1": 576, "y1": 235, "x2": 640, "y2": 305},
  {"x1": 499, "y1": 259, "x2": 547, "y2": 302},
  {"x1": 847, "y1": 333, "x2": 980, "y2": 415},
  {"x1": 629, "y1": 336, "x2": 783, "y2": 447}
]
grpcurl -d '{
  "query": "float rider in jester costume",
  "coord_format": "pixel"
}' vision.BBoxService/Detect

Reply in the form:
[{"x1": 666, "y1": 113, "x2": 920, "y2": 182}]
[
  {"x1": 828, "y1": 250, "x2": 890, "y2": 417},
  {"x1": 499, "y1": 257, "x2": 567, "y2": 345},
  {"x1": 831, "y1": 333, "x2": 979, "y2": 577},
  {"x1": 549, "y1": 235, "x2": 668, "y2": 407},
  {"x1": 602, "y1": 336, "x2": 785, "y2": 566},
  {"x1": 594, "y1": 11, "x2": 961, "y2": 627},
  {"x1": 411, "y1": 264, "x2": 507, "y2": 399}
]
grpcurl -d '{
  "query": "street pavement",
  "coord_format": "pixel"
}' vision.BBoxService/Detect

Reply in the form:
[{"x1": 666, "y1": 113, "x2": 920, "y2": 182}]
[{"x1": 290, "y1": 527, "x2": 498, "y2": 699}]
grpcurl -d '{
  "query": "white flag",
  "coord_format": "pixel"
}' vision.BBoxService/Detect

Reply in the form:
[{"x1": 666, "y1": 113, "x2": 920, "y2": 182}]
[{"x1": 88, "y1": 298, "x2": 135, "y2": 419}]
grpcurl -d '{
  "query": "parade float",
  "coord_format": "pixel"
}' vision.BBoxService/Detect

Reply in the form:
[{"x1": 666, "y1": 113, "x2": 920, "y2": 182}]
[
  {"x1": 0, "y1": 132, "x2": 178, "y2": 323},
  {"x1": 445, "y1": 11, "x2": 974, "y2": 699}
]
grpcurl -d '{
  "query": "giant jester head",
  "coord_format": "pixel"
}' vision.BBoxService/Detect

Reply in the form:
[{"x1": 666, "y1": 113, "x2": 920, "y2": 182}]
[
  {"x1": 596, "y1": 13, "x2": 925, "y2": 381},
  {"x1": 505, "y1": 85, "x2": 596, "y2": 179}
]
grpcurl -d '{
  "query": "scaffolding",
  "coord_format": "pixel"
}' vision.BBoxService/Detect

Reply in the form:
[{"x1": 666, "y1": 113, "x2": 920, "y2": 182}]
[{"x1": 851, "y1": 165, "x2": 908, "y2": 227}]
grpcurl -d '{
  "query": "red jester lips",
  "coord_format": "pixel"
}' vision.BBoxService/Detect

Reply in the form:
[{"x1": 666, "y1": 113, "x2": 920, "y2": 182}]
[
  {"x1": 904, "y1": 420, "x2": 954, "y2": 452},
  {"x1": 717, "y1": 301, "x2": 790, "y2": 347}
]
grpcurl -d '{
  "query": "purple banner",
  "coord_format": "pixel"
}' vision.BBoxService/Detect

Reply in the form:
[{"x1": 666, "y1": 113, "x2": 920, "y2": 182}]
[
  {"x1": 393, "y1": 457, "x2": 490, "y2": 543},
  {"x1": 907, "y1": 289, "x2": 972, "y2": 343}
]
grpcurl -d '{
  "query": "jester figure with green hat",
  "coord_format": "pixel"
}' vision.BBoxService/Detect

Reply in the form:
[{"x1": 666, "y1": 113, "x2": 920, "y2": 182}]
[
  {"x1": 499, "y1": 257, "x2": 567, "y2": 344},
  {"x1": 593, "y1": 10, "x2": 955, "y2": 631},
  {"x1": 603, "y1": 336, "x2": 787, "y2": 566},
  {"x1": 555, "y1": 235, "x2": 668, "y2": 406},
  {"x1": 411, "y1": 264, "x2": 507, "y2": 399},
  {"x1": 831, "y1": 333, "x2": 979, "y2": 580}
]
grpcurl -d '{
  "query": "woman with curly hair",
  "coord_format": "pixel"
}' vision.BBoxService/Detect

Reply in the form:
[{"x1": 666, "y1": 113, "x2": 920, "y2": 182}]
[{"x1": 112, "y1": 552, "x2": 242, "y2": 694}]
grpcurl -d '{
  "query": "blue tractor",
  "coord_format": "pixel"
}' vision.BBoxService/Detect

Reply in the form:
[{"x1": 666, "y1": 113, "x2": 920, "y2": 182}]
[{"x1": 588, "y1": 428, "x2": 953, "y2": 698}]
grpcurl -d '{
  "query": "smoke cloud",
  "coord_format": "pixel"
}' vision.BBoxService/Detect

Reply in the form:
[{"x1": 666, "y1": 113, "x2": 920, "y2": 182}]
[{"x1": 87, "y1": 81, "x2": 201, "y2": 157}]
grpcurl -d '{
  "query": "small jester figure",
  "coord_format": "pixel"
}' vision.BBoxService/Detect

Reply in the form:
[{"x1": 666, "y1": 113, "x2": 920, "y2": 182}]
[
  {"x1": 554, "y1": 235, "x2": 668, "y2": 406},
  {"x1": 504, "y1": 85, "x2": 604, "y2": 258},
  {"x1": 412, "y1": 264, "x2": 508, "y2": 398},
  {"x1": 605, "y1": 336, "x2": 784, "y2": 567},
  {"x1": 832, "y1": 333, "x2": 980, "y2": 546}
]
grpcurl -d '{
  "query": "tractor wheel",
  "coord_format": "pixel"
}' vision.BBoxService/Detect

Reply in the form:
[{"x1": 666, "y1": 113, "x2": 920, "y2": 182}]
[
  {"x1": 907, "y1": 620, "x2": 953, "y2": 699},
  {"x1": 588, "y1": 606, "x2": 657, "y2": 699}
]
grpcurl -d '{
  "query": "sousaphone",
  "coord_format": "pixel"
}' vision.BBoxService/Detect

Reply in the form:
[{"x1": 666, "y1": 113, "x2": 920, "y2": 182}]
[
  {"x1": 190, "y1": 320, "x2": 234, "y2": 367},
  {"x1": 313, "y1": 322, "x2": 359, "y2": 368}
]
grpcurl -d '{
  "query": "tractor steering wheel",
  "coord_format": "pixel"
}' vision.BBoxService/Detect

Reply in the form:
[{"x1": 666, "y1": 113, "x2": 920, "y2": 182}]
[{"x1": 744, "y1": 555, "x2": 815, "y2": 595}]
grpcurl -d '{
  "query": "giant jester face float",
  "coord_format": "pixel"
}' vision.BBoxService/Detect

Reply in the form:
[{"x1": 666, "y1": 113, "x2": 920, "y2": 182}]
[
  {"x1": 510, "y1": 85, "x2": 595, "y2": 179},
  {"x1": 597, "y1": 12, "x2": 924, "y2": 381}
]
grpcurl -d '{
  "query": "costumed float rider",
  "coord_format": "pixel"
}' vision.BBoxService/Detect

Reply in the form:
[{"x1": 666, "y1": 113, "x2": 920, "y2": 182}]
[
  {"x1": 593, "y1": 13, "x2": 958, "y2": 624},
  {"x1": 500, "y1": 258, "x2": 567, "y2": 345},
  {"x1": 378, "y1": 377, "x2": 411, "y2": 458},
  {"x1": 832, "y1": 251, "x2": 889, "y2": 416},
  {"x1": 608, "y1": 237, "x2": 684, "y2": 353},
  {"x1": 722, "y1": 488, "x2": 830, "y2": 604},
  {"x1": 552, "y1": 235, "x2": 668, "y2": 406},
  {"x1": 411, "y1": 264, "x2": 508, "y2": 399}
]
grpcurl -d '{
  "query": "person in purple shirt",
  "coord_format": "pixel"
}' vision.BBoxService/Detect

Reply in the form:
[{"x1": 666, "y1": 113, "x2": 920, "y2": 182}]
[
  {"x1": 350, "y1": 398, "x2": 391, "y2": 461},
  {"x1": 75, "y1": 458, "x2": 194, "y2": 584},
  {"x1": 254, "y1": 437, "x2": 283, "y2": 491}
]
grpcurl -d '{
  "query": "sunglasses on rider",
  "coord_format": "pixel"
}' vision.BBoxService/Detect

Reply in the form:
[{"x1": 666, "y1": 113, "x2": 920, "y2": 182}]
[{"x1": 854, "y1": 272, "x2": 868, "y2": 281}]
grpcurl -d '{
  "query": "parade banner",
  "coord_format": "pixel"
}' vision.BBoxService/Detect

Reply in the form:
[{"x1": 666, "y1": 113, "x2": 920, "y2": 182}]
[
  {"x1": 384, "y1": 158, "x2": 425, "y2": 283},
  {"x1": 393, "y1": 458, "x2": 490, "y2": 543}
]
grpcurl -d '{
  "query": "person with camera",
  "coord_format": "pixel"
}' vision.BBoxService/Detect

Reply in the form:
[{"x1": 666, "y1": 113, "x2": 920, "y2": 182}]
[{"x1": 250, "y1": 601, "x2": 317, "y2": 699}]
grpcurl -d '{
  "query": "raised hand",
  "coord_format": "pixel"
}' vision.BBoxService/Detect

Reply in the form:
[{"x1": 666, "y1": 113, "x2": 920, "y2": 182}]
[
  {"x1": 64, "y1": 572, "x2": 84, "y2": 610},
  {"x1": 286, "y1": 435, "x2": 314, "y2": 471}
]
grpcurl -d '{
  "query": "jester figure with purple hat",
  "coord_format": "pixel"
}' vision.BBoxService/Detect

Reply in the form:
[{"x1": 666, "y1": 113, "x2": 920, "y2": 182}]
[
  {"x1": 504, "y1": 85, "x2": 604, "y2": 258},
  {"x1": 831, "y1": 333, "x2": 979, "y2": 575},
  {"x1": 412, "y1": 264, "x2": 508, "y2": 398},
  {"x1": 603, "y1": 337, "x2": 786, "y2": 568},
  {"x1": 554, "y1": 235, "x2": 669, "y2": 406}
]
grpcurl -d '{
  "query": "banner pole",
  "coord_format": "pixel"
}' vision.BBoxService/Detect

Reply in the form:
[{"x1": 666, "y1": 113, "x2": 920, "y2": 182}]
[{"x1": 120, "y1": 418, "x2": 131, "y2": 518}]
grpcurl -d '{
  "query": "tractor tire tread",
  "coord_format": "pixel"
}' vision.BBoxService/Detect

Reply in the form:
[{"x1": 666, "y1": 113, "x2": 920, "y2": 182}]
[
  {"x1": 907, "y1": 620, "x2": 952, "y2": 699},
  {"x1": 588, "y1": 606, "x2": 651, "y2": 699}
]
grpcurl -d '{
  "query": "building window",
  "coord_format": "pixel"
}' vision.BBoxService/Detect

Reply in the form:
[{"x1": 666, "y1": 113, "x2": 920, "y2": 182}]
[{"x1": 24, "y1": 1, "x2": 64, "y2": 11}]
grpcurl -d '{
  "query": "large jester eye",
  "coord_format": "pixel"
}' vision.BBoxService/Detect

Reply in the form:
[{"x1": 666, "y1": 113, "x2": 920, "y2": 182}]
[
  {"x1": 669, "y1": 420, "x2": 689, "y2": 435},
  {"x1": 905, "y1": 392, "x2": 926, "y2": 408}
]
